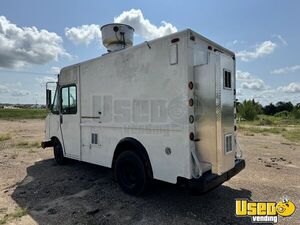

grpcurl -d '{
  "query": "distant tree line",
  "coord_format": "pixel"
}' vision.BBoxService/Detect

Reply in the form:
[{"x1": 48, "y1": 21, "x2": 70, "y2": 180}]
[{"x1": 236, "y1": 99, "x2": 300, "y2": 121}]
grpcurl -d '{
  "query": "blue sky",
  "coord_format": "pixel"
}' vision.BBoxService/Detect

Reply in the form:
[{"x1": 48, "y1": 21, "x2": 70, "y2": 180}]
[{"x1": 0, "y1": 0, "x2": 299, "y2": 104}]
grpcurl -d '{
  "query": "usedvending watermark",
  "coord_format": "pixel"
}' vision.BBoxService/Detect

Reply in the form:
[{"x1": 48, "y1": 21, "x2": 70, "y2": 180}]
[{"x1": 235, "y1": 197, "x2": 296, "y2": 223}]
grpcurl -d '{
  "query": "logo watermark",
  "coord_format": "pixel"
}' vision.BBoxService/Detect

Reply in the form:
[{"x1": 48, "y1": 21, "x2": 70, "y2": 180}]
[{"x1": 235, "y1": 197, "x2": 296, "y2": 224}]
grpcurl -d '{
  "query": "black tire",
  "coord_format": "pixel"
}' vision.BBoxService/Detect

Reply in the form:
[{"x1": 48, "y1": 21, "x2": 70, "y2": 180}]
[
  {"x1": 114, "y1": 151, "x2": 150, "y2": 195},
  {"x1": 53, "y1": 139, "x2": 67, "y2": 165}
]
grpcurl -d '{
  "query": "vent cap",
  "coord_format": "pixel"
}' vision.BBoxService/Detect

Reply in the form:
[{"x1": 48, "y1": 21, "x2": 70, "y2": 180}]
[{"x1": 100, "y1": 23, "x2": 134, "y2": 52}]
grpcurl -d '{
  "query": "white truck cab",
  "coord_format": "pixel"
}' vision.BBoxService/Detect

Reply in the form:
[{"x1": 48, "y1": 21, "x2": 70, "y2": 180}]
[{"x1": 42, "y1": 24, "x2": 245, "y2": 195}]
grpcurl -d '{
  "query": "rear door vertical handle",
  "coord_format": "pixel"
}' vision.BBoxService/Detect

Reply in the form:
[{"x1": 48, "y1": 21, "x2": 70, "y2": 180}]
[
  {"x1": 98, "y1": 111, "x2": 102, "y2": 123},
  {"x1": 60, "y1": 114, "x2": 63, "y2": 124}
]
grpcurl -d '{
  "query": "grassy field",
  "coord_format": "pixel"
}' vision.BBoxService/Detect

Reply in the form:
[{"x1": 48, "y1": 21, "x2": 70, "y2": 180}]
[
  {"x1": 0, "y1": 109, "x2": 299, "y2": 143},
  {"x1": 238, "y1": 114, "x2": 300, "y2": 143},
  {"x1": 0, "y1": 108, "x2": 47, "y2": 120},
  {"x1": 0, "y1": 208, "x2": 27, "y2": 225},
  {"x1": 0, "y1": 133, "x2": 11, "y2": 142}
]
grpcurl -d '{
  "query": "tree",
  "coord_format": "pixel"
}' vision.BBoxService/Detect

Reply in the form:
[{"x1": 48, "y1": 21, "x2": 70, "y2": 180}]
[
  {"x1": 237, "y1": 99, "x2": 258, "y2": 121},
  {"x1": 292, "y1": 107, "x2": 300, "y2": 119},
  {"x1": 263, "y1": 103, "x2": 277, "y2": 115},
  {"x1": 275, "y1": 101, "x2": 294, "y2": 112},
  {"x1": 252, "y1": 99, "x2": 263, "y2": 114},
  {"x1": 263, "y1": 101, "x2": 294, "y2": 115}
]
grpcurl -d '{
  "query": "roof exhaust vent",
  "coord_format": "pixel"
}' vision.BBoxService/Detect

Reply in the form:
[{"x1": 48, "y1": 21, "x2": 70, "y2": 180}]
[{"x1": 100, "y1": 23, "x2": 134, "y2": 53}]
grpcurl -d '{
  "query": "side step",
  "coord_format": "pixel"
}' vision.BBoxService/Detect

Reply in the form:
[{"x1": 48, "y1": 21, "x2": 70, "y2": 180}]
[{"x1": 41, "y1": 140, "x2": 53, "y2": 149}]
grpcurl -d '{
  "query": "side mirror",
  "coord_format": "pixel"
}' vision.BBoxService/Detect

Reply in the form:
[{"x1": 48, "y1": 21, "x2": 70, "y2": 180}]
[{"x1": 46, "y1": 89, "x2": 52, "y2": 109}]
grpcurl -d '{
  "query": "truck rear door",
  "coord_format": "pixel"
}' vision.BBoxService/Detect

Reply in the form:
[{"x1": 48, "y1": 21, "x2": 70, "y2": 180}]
[{"x1": 193, "y1": 51, "x2": 236, "y2": 175}]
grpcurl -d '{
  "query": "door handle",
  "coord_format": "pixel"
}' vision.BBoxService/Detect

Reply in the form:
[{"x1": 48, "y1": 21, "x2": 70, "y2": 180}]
[{"x1": 60, "y1": 115, "x2": 63, "y2": 124}]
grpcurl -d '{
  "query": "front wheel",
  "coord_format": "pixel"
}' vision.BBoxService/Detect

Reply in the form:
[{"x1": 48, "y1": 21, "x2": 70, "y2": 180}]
[
  {"x1": 53, "y1": 139, "x2": 67, "y2": 165},
  {"x1": 114, "y1": 151, "x2": 150, "y2": 195}
]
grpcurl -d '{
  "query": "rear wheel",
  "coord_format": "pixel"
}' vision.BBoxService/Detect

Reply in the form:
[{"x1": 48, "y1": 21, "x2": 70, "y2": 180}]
[
  {"x1": 114, "y1": 151, "x2": 150, "y2": 195},
  {"x1": 53, "y1": 139, "x2": 67, "y2": 165}
]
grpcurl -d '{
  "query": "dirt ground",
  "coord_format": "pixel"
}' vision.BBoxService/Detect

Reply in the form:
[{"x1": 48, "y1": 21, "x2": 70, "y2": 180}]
[{"x1": 0, "y1": 119, "x2": 299, "y2": 225}]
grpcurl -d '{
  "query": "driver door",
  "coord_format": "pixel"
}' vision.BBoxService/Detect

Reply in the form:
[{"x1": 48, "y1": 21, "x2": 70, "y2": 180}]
[{"x1": 59, "y1": 67, "x2": 81, "y2": 160}]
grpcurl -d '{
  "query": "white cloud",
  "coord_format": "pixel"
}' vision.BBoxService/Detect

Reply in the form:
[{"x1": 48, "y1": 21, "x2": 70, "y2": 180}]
[
  {"x1": 0, "y1": 83, "x2": 31, "y2": 97},
  {"x1": 36, "y1": 76, "x2": 57, "y2": 86},
  {"x1": 241, "y1": 79, "x2": 266, "y2": 91},
  {"x1": 0, "y1": 84, "x2": 8, "y2": 93},
  {"x1": 238, "y1": 87, "x2": 300, "y2": 105},
  {"x1": 277, "y1": 35, "x2": 287, "y2": 46},
  {"x1": 15, "y1": 82, "x2": 22, "y2": 87},
  {"x1": 114, "y1": 9, "x2": 177, "y2": 40},
  {"x1": 0, "y1": 16, "x2": 69, "y2": 68},
  {"x1": 3, "y1": 81, "x2": 22, "y2": 89},
  {"x1": 11, "y1": 89, "x2": 30, "y2": 97},
  {"x1": 236, "y1": 41, "x2": 277, "y2": 62},
  {"x1": 64, "y1": 9, "x2": 177, "y2": 46},
  {"x1": 225, "y1": 40, "x2": 246, "y2": 49},
  {"x1": 237, "y1": 70, "x2": 267, "y2": 91},
  {"x1": 270, "y1": 65, "x2": 300, "y2": 74},
  {"x1": 278, "y1": 82, "x2": 300, "y2": 93},
  {"x1": 65, "y1": 24, "x2": 102, "y2": 45},
  {"x1": 232, "y1": 40, "x2": 245, "y2": 46},
  {"x1": 247, "y1": 91, "x2": 275, "y2": 104},
  {"x1": 236, "y1": 70, "x2": 252, "y2": 81},
  {"x1": 236, "y1": 88, "x2": 243, "y2": 96},
  {"x1": 50, "y1": 66, "x2": 60, "y2": 74},
  {"x1": 273, "y1": 34, "x2": 287, "y2": 46}
]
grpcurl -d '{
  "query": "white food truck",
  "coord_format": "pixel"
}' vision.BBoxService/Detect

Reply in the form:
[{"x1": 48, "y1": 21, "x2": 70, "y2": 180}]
[{"x1": 42, "y1": 23, "x2": 245, "y2": 195}]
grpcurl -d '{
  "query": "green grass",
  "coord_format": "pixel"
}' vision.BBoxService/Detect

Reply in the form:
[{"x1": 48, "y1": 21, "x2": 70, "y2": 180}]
[
  {"x1": 283, "y1": 129, "x2": 300, "y2": 143},
  {"x1": 29, "y1": 141, "x2": 41, "y2": 148},
  {"x1": 16, "y1": 141, "x2": 40, "y2": 148},
  {"x1": 238, "y1": 114, "x2": 300, "y2": 143},
  {"x1": 28, "y1": 149, "x2": 38, "y2": 153},
  {"x1": 238, "y1": 126, "x2": 287, "y2": 134},
  {"x1": 244, "y1": 132, "x2": 254, "y2": 136},
  {"x1": 0, "y1": 133, "x2": 11, "y2": 142},
  {"x1": 0, "y1": 108, "x2": 47, "y2": 120},
  {"x1": 0, "y1": 208, "x2": 27, "y2": 225},
  {"x1": 239, "y1": 114, "x2": 300, "y2": 126}
]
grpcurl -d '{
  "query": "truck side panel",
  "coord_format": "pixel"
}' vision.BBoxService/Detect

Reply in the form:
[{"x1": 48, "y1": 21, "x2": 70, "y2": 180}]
[{"x1": 78, "y1": 31, "x2": 191, "y2": 183}]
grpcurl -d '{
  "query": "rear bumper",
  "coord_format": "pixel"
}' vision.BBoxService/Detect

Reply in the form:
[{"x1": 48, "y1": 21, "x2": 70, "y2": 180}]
[
  {"x1": 188, "y1": 159, "x2": 245, "y2": 193},
  {"x1": 41, "y1": 140, "x2": 53, "y2": 149}
]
